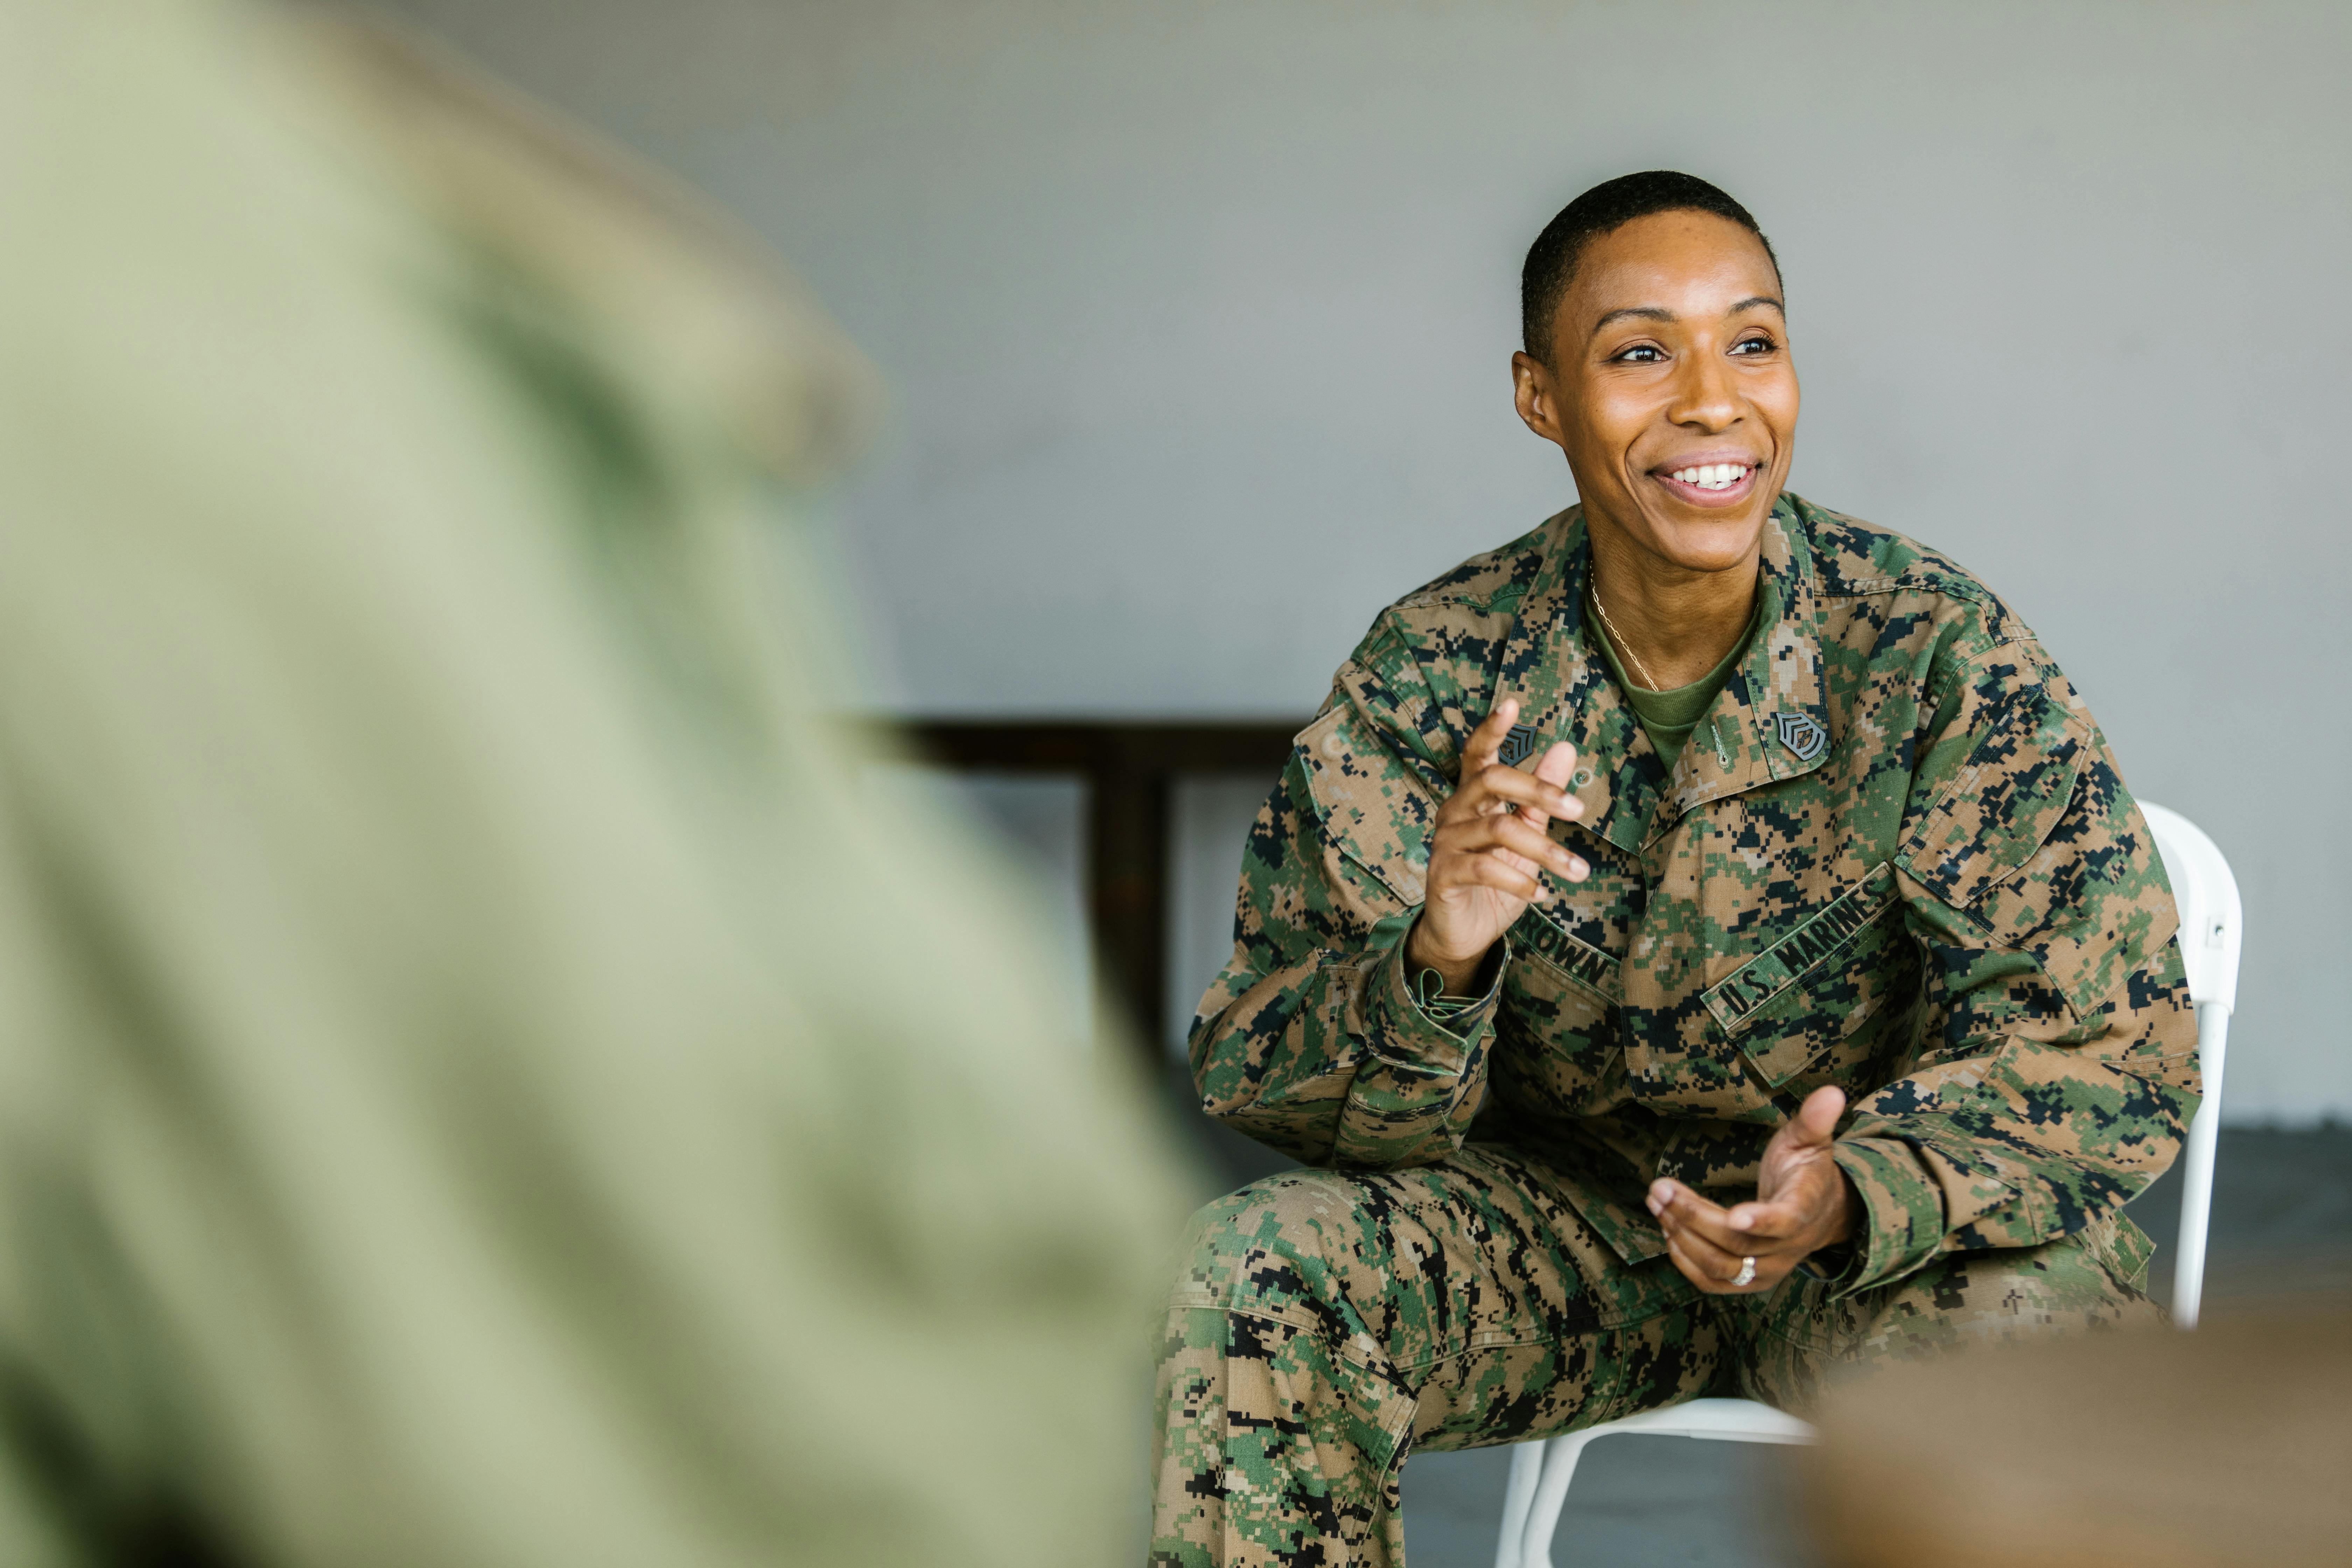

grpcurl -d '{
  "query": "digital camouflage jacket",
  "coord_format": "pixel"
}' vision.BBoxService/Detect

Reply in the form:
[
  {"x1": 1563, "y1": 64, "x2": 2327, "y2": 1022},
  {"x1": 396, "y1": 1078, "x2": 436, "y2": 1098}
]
[{"x1": 1190, "y1": 495, "x2": 2199, "y2": 1294}]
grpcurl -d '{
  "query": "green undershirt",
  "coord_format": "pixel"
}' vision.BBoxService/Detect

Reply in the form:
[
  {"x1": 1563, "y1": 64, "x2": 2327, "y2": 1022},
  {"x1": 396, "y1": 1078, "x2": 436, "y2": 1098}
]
[{"x1": 1587, "y1": 594, "x2": 1763, "y2": 769}]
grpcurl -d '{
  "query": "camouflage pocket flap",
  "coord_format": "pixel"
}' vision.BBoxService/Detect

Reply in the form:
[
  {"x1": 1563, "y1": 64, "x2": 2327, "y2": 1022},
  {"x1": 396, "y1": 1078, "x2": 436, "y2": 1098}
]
[
  {"x1": 1295, "y1": 706, "x2": 1441, "y2": 907},
  {"x1": 1509, "y1": 902, "x2": 1623, "y2": 1005},
  {"x1": 1703, "y1": 863, "x2": 1900, "y2": 1037},
  {"x1": 1897, "y1": 689, "x2": 2087, "y2": 910}
]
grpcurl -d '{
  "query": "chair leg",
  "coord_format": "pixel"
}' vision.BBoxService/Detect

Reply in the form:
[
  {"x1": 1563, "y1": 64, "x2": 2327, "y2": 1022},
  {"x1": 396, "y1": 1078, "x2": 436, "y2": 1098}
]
[
  {"x1": 1518, "y1": 1430, "x2": 1603, "y2": 1568},
  {"x1": 2170, "y1": 1002, "x2": 2231, "y2": 1331},
  {"x1": 1493, "y1": 1441, "x2": 1545, "y2": 1568}
]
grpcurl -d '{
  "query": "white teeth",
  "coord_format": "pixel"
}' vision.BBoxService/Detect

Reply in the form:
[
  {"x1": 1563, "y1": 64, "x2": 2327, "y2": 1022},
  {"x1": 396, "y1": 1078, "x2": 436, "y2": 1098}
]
[{"x1": 1671, "y1": 463, "x2": 1746, "y2": 491}]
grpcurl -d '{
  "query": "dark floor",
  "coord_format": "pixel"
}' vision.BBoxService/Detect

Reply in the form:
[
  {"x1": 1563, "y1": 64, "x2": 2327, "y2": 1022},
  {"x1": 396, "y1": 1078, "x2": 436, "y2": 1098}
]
[{"x1": 1156, "y1": 1063, "x2": 2352, "y2": 1568}]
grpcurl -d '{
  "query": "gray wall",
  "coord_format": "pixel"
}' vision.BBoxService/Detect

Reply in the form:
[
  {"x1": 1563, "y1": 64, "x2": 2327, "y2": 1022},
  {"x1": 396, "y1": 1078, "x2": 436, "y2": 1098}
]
[{"x1": 371, "y1": 0, "x2": 2352, "y2": 1124}]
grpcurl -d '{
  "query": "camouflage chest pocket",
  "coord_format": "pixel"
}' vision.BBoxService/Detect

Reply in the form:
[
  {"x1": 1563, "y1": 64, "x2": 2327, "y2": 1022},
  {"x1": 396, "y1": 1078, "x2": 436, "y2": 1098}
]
[
  {"x1": 1701, "y1": 863, "x2": 1911, "y2": 1088},
  {"x1": 1895, "y1": 686, "x2": 2087, "y2": 915},
  {"x1": 1293, "y1": 705, "x2": 1440, "y2": 907},
  {"x1": 1495, "y1": 904, "x2": 1625, "y2": 1112}
]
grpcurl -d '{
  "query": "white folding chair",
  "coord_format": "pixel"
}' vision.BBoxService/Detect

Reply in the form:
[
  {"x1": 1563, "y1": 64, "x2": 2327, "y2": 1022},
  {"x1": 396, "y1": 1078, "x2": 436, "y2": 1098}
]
[
  {"x1": 1492, "y1": 802, "x2": 2242, "y2": 1568},
  {"x1": 2139, "y1": 803, "x2": 2243, "y2": 1330}
]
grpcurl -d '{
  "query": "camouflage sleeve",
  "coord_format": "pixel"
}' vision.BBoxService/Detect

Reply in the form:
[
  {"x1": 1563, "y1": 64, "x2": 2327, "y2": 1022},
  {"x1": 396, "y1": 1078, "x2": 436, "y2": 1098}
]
[
  {"x1": 1829, "y1": 637, "x2": 2200, "y2": 1294},
  {"x1": 1186, "y1": 622, "x2": 1505, "y2": 1169}
]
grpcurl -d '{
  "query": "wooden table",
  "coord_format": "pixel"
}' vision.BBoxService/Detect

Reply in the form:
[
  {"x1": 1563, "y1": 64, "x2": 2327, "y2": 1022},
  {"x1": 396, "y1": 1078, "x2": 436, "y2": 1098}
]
[{"x1": 904, "y1": 719, "x2": 1304, "y2": 1063}]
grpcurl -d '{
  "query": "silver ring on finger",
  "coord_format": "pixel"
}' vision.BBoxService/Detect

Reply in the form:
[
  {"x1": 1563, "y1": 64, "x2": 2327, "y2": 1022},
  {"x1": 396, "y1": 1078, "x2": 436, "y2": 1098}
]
[{"x1": 1732, "y1": 1255, "x2": 1757, "y2": 1289}]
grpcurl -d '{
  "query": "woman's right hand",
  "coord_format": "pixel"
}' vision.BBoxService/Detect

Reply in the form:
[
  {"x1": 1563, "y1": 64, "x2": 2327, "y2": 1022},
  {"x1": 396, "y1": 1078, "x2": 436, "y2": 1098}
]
[{"x1": 1403, "y1": 696, "x2": 1589, "y2": 994}]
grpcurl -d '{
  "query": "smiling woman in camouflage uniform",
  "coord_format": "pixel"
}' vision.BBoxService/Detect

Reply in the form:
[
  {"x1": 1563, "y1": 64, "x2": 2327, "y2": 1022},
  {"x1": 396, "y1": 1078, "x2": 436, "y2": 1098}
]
[{"x1": 1150, "y1": 172, "x2": 2198, "y2": 1567}]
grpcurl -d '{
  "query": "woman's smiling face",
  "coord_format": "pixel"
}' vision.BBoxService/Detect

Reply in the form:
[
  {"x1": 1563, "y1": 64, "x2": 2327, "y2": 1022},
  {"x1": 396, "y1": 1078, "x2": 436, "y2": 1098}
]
[{"x1": 1513, "y1": 208, "x2": 1799, "y2": 577}]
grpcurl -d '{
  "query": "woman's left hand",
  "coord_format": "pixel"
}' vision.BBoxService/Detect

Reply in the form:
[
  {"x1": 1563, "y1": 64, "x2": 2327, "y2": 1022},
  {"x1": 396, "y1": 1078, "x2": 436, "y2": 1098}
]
[{"x1": 1647, "y1": 1085, "x2": 1860, "y2": 1294}]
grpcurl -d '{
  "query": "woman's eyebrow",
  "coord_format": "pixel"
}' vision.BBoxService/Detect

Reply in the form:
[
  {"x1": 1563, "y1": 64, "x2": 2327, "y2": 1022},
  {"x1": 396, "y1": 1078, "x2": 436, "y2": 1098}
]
[
  {"x1": 1590, "y1": 304, "x2": 1675, "y2": 334},
  {"x1": 1588, "y1": 295, "x2": 1785, "y2": 338}
]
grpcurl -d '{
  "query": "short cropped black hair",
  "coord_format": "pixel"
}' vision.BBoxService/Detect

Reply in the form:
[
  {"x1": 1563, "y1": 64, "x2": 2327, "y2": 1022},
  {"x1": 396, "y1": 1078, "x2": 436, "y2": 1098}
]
[{"x1": 1520, "y1": 170, "x2": 1778, "y2": 359}]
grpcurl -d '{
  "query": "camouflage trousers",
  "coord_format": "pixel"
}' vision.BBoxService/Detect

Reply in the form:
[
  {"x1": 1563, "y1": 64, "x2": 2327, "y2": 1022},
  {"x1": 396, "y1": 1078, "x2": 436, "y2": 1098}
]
[{"x1": 1149, "y1": 1142, "x2": 2159, "y2": 1567}]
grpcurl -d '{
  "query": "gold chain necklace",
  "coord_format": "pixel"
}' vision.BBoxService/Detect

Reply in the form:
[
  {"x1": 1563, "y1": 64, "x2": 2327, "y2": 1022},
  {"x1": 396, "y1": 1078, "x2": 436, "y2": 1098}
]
[{"x1": 1587, "y1": 582, "x2": 1663, "y2": 691}]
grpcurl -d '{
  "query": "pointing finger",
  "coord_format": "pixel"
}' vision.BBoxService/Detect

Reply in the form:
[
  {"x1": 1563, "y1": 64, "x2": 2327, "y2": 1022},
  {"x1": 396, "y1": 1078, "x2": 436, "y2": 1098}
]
[{"x1": 1465, "y1": 697, "x2": 1520, "y2": 775}]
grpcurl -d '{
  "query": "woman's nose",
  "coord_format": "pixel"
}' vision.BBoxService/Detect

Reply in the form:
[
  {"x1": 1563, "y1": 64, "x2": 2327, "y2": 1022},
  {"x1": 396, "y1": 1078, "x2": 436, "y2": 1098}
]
[{"x1": 1665, "y1": 348, "x2": 1739, "y2": 432}]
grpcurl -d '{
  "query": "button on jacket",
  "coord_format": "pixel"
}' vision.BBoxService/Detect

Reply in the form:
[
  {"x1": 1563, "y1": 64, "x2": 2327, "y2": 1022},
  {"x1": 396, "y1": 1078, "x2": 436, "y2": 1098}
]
[{"x1": 1190, "y1": 495, "x2": 2198, "y2": 1293}]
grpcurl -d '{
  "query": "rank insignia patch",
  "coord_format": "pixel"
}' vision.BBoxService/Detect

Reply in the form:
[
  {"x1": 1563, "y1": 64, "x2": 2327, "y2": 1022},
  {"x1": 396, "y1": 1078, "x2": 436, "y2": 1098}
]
[
  {"x1": 1775, "y1": 711, "x2": 1829, "y2": 761},
  {"x1": 1499, "y1": 723, "x2": 1542, "y2": 767}
]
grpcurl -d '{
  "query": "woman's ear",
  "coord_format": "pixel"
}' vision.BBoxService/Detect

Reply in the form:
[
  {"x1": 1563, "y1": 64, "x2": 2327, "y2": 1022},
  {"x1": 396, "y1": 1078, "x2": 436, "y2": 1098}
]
[{"x1": 1512, "y1": 349, "x2": 1568, "y2": 450}]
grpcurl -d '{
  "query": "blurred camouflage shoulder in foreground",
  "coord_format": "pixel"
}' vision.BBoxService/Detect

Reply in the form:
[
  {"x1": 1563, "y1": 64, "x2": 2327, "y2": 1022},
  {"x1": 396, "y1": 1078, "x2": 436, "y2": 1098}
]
[{"x1": 0, "y1": 1, "x2": 1182, "y2": 1563}]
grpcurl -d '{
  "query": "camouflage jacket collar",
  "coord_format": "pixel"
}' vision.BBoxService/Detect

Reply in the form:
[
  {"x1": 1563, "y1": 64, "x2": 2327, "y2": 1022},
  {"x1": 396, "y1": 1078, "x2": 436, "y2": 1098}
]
[{"x1": 1498, "y1": 495, "x2": 1834, "y2": 854}]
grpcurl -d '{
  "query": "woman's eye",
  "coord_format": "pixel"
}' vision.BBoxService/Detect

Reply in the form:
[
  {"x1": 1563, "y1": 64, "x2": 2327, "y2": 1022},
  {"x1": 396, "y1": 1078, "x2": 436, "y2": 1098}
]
[
  {"x1": 1730, "y1": 336, "x2": 1777, "y2": 356},
  {"x1": 1614, "y1": 345, "x2": 1665, "y2": 364}
]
